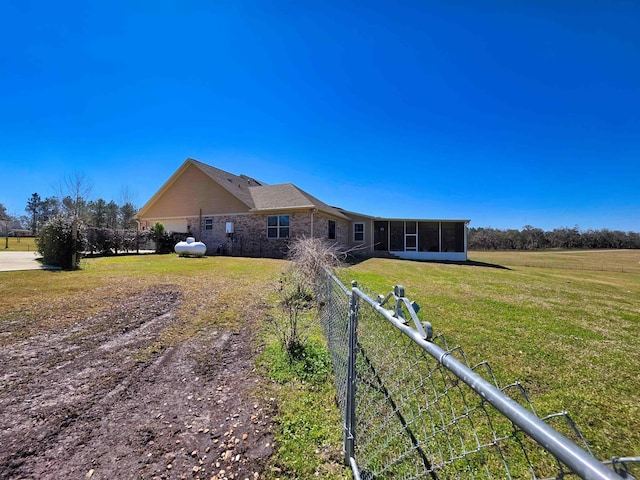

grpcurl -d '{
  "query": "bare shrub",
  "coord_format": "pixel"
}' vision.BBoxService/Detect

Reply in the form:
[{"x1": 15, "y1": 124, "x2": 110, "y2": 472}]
[
  {"x1": 269, "y1": 237, "x2": 347, "y2": 360},
  {"x1": 271, "y1": 270, "x2": 315, "y2": 358},
  {"x1": 287, "y1": 236, "x2": 347, "y2": 279}
]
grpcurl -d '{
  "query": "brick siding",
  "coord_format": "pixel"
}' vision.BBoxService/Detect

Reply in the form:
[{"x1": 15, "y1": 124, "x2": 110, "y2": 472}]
[{"x1": 190, "y1": 211, "x2": 350, "y2": 259}]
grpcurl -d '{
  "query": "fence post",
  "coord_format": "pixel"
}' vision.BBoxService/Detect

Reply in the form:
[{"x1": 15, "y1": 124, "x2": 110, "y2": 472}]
[{"x1": 344, "y1": 280, "x2": 359, "y2": 464}]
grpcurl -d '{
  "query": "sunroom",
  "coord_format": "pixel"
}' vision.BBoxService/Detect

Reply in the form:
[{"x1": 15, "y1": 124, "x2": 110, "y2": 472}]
[{"x1": 372, "y1": 219, "x2": 469, "y2": 261}]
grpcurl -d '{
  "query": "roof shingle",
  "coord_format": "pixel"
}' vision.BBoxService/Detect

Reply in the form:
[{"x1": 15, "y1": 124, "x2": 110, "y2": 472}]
[
  {"x1": 189, "y1": 159, "x2": 349, "y2": 219},
  {"x1": 249, "y1": 184, "x2": 349, "y2": 219}
]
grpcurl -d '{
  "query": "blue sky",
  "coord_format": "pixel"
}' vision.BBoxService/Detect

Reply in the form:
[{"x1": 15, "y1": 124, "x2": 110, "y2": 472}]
[{"x1": 1, "y1": 1, "x2": 639, "y2": 231}]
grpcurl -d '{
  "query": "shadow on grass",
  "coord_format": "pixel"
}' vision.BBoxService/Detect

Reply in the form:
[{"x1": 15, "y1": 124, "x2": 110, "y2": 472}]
[
  {"x1": 433, "y1": 259, "x2": 511, "y2": 270},
  {"x1": 345, "y1": 255, "x2": 511, "y2": 270},
  {"x1": 82, "y1": 251, "x2": 156, "y2": 258},
  {"x1": 34, "y1": 258, "x2": 63, "y2": 271}
]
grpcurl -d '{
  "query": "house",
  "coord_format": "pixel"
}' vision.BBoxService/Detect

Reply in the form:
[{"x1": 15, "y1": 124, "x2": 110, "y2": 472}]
[{"x1": 136, "y1": 158, "x2": 469, "y2": 261}]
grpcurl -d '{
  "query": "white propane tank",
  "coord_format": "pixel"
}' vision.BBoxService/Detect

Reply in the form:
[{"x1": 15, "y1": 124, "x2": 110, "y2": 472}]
[{"x1": 174, "y1": 237, "x2": 207, "y2": 257}]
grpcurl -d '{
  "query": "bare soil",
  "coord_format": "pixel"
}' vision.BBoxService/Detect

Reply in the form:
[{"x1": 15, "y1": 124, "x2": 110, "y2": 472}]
[{"x1": 0, "y1": 284, "x2": 275, "y2": 480}]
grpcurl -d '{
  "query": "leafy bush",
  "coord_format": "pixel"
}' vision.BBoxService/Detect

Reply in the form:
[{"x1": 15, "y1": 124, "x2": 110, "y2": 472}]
[
  {"x1": 261, "y1": 340, "x2": 332, "y2": 385},
  {"x1": 148, "y1": 222, "x2": 188, "y2": 254},
  {"x1": 85, "y1": 227, "x2": 115, "y2": 255},
  {"x1": 37, "y1": 216, "x2": 85, "y2": 269},
  {"x1": 85, "y1": 227, "x2": 144, "y2": 255},
  {"x1": 149, "y1": 222, "x2": 167, "y2": 253}
]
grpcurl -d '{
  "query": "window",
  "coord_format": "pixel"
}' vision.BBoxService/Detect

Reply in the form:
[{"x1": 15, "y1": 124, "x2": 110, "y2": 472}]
[
  {"x1": 328, "y1": 220, "x2": 336, "y2": 240},
  {"x1": 267, "y1": 215, "x2": 290, "y2": 238},
  {"x1": 441, "y1": 222, "x2": 465, "y2": 252},
  {"x1": 353, "y1": 222, "x2": 364, "y2": 242},
  {"x1": 205, "y1": 218, "x2": 213, "y2": 230}
]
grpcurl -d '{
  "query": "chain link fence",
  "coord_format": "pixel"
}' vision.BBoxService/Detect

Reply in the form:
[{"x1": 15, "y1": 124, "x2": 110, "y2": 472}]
[{"x1": 313, "y1": 266, "x2": 638, "y2": 480}]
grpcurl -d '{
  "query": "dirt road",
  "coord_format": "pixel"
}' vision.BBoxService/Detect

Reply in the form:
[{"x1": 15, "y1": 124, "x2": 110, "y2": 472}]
[{"x1": 0, "y1": 284, "x2": 274, "y2": 480}]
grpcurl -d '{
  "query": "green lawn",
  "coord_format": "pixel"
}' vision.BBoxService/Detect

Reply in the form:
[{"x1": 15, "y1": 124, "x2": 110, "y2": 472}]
[
  {"x1": 1, "y1": 250, "x2": 637, "y2": 476},
  {"x1": 471, "y1": 248, "x2": 640, "y2": 274},
  {"x1": 341, "y1": 250, "x2": 640, "y2": 463},
  {"x1": 0, "y1": 236, "x2": 37, "y2": 252}
]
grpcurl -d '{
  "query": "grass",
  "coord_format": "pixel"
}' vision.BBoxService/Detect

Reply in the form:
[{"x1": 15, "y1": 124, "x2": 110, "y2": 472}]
[
  {"x1": 340, "y1": 250, "x2": 640, "y2": 464},
  {"x1": 1, "y1": 249, "x2": 637, "y2": 477},
  {"x1": 0, "y1": 236, "x2": 37, "y2": 252},
  {"x1": 256, "y1": 270, "x2": 346, "y2": 479},
  {"x1": 257, "y1": 337, "x2": 345, "y2": 479},
  {"x1": 0, "y1": 253, "x2": 347, "y2": 479},
  {"x1": 470, "y1": 248, "x2": 640, "y2": 274}
]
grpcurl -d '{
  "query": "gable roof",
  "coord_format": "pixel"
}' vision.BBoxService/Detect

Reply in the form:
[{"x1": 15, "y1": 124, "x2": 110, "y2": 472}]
[
  {"x1": 250, "y1": 183, "x2": 349, "y2": 219},
  {"x1": 189, "y1": 158, "x2": 264, "y2": 208},
  {"x1": 137, "y1": 158, "x2": 349, "y2": 220}
]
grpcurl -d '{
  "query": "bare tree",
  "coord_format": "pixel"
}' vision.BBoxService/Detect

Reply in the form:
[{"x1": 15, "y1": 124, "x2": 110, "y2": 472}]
[
  {"x1": 57, "y1": 172, "x2": 93, "y2": 268},
  {"x1": 58, "y1": 172, "x2": 93, "y2": 217},
  {"x1": 117, "y1": 185, "x2": 137, "y2": 207}
]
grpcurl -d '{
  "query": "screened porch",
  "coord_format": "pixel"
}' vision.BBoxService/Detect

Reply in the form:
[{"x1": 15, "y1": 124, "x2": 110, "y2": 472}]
[{"x1": 372, "y1": 220, "x2": 468, "y2": 261}]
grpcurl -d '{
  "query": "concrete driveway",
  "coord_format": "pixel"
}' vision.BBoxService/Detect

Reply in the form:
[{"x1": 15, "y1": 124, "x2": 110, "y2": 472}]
[{"x1": 0, "y1": 252, "x2": 61, "y2": 272}]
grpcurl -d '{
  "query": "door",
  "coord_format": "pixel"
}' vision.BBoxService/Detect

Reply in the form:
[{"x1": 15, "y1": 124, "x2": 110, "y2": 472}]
[{"x1": 374, "y1": 221, "x2": 388, "y2": 251}]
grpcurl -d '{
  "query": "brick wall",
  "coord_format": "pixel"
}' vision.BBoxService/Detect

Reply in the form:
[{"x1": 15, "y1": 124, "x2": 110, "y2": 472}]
[
  {"x1": 197, "y1": 213, "x2": 287, "y2": 258},
  {"x1": 192, "y1": 211, "x2": 352, "y2": 258}
]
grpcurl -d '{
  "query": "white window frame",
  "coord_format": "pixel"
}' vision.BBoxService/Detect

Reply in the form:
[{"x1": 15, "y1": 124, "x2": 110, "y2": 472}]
[
  {"x1": 204, "y1": 218, "x2": 213, "y2": 230},
  {"x1": 353, "y1": 222, "x2": 364, "y2": 242}
]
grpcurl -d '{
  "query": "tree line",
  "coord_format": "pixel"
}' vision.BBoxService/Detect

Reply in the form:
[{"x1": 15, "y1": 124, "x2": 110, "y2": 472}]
[
  {"x1": 23, "y1": 192, "x2": 137, "y2": 235},
  {"x1": 1, "y1": 178, "x2": 144, "y2": 266},
  {"x1": 468, "y1": 225, "x2": 640, "y2": 250}
]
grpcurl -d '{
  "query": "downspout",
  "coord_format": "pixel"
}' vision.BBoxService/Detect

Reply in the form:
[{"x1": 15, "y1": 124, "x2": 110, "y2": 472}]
[
  {"x1": 311, "y1": 208, "x2": 317, "y2": 237},
  {"x1": 199, "y1": 208, "x2": 202, "y2": 241}
]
